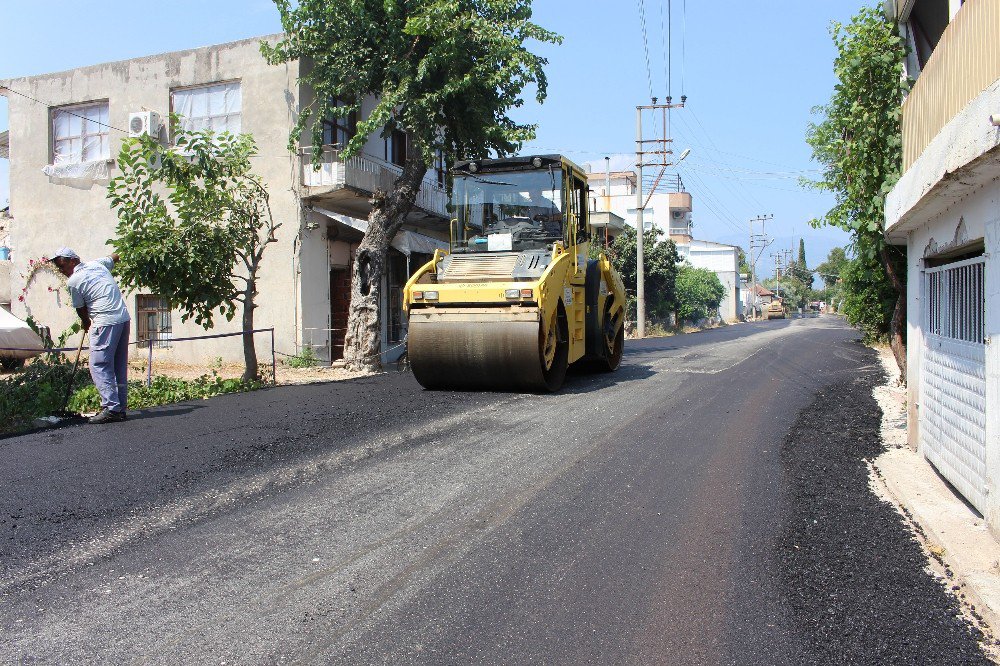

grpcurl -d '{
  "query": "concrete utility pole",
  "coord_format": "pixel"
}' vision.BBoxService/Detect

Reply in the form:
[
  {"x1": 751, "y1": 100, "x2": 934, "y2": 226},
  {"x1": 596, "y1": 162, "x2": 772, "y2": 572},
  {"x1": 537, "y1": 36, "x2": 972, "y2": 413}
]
[
  {"x1": 635, "y1": 96, "x2": 687, "y2": 338},
  {"x1": 748, "y1": 214, "x2": 773, "y2": 320}
]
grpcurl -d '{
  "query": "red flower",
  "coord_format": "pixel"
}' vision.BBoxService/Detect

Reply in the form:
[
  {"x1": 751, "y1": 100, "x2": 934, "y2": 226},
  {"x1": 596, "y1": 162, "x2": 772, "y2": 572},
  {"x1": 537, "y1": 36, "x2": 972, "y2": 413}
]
[{"x1": 17, "y1": 295, "x2": 24, "y2": 302}]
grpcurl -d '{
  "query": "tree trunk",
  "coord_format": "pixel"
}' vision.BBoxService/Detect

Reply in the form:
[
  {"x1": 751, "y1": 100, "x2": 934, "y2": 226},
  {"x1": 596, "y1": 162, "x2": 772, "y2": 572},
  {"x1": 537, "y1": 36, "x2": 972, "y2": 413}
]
[
  {"x1": 242, "y1": 278, "x2": 259, "y2": 383},
  {"x1": 342, "y1": 153, "x2": 429, "y2": 372},
  {"x1": 880, "y1": 245, "x2": 907, "y2": 383}
]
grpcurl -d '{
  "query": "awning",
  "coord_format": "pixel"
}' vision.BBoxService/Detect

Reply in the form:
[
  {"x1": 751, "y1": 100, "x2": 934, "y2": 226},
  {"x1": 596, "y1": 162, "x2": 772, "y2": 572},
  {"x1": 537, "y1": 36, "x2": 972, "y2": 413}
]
[
  {"x1": 0, "y1": 131, "x2": 8, "y2": 159},
  {"x1": 311, "y1": 206, "x2": 449, "y2": 257}
]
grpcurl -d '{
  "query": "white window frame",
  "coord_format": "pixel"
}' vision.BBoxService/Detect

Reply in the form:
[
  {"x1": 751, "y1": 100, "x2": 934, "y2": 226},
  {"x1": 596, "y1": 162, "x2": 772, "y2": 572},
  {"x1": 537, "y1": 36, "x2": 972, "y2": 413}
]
[
  {"x1": 170, "y1": 81, "x2": 242, "y2": 137},
  {"x1": 51, "y1": 101, "x2": 110, "y2": 165}
]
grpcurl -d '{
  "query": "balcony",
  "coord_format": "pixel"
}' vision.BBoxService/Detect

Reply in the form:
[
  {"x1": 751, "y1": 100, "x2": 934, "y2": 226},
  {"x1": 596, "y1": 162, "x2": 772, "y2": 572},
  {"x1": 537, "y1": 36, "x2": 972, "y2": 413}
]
[
  {"x1": 300, "y1": 147, "x2": 449, "y2": 228},
  {"x1": 901, "y1": 0, "x2": 1000, "y2": 170}
]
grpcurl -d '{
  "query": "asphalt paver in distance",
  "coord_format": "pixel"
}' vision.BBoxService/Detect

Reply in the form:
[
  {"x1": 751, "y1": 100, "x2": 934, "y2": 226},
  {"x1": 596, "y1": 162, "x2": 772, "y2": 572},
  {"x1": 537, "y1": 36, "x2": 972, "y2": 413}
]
[{"x1": 779, "y1": 352, "x2": 993, "y2": 665}]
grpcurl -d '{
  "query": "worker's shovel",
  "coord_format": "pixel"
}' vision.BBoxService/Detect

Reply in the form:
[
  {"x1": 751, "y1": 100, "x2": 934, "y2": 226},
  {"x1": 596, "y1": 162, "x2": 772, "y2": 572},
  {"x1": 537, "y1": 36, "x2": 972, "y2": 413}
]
[{"x1": 58, "y1": 331, "x2": 87, "y2": 417}]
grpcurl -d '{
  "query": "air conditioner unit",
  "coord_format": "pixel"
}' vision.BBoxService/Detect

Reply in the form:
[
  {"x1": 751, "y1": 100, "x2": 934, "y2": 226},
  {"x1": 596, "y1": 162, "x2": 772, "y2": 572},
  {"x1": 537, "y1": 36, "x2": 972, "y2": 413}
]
[
  {"x1": 672, "y1": 210, "x2": 684, "y2": 219},
  {"x1": 128, "y1": 111, "x2": 162, "y2": 139}
]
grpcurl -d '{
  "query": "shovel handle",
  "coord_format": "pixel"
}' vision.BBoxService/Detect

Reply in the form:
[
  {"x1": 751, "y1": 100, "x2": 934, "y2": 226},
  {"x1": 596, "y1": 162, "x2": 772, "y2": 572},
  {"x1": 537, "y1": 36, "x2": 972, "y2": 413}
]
[{"x1": 62, "y1": 330, "x2": 87, "y2": 411}]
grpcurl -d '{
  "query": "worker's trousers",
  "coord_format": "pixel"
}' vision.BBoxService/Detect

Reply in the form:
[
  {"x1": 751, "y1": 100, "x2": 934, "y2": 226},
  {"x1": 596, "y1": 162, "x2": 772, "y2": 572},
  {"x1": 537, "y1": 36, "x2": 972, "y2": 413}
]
[{"x1": 89, "y1": 320, "x2": 130, "y2": 413}]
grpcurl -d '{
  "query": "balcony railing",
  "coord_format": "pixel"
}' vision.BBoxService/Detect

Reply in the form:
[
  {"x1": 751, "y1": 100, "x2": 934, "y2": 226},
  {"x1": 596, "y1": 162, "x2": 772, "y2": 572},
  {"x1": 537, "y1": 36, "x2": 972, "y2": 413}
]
[
  {"x1": 300, "y1": 147, "x2": 448, "y2": 219},
  {"x1": 902, "y1": 0, "x2": 1000, "y2": 170}
]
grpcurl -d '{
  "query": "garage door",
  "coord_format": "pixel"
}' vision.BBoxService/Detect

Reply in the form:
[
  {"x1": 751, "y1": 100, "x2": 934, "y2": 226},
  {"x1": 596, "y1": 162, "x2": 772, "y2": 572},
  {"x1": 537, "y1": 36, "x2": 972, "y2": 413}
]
[{"x1": 921, "y1": 256, "x2": 988, "y2": 512}]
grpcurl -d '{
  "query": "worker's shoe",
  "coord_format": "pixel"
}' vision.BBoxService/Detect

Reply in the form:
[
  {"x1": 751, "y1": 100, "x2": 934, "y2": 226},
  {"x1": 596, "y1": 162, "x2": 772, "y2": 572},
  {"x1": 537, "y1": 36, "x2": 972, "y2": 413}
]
[{"x1": 89, "y1": 409, "x2": 126, "y2": 424}]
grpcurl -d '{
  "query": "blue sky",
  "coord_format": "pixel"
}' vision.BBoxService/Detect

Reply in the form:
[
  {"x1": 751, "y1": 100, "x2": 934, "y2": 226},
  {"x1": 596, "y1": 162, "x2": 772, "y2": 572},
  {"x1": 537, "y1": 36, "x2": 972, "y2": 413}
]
[{"x1": 0, "y1": 0, "x2": 865, "y2": 267}]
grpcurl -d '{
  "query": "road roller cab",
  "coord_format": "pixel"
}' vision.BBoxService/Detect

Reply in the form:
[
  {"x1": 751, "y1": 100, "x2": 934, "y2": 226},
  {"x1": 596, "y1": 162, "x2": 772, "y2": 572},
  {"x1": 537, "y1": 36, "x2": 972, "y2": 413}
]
[{"x1": 403, "y1": 155, "x2": 627, "y2": 392}]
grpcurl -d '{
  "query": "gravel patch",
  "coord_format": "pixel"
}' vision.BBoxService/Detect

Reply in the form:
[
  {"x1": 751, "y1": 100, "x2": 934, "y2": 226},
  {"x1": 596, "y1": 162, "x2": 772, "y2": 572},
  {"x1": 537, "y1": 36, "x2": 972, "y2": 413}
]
[{"x1": 779, "y1": 347, "x2": 992, "y2": 665}]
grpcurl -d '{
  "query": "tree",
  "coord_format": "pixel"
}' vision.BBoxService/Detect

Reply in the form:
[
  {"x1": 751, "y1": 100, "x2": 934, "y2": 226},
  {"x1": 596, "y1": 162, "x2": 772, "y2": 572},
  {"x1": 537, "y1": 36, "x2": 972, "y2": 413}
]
[
  {"x1": 602, "y1": 226, "x2": 680, "y2": 322},
  {"x1": 793, "y1": 238, "x2": 814, "y2": 288},
  {"x1": 815, "y1": 247, "x2": 849, "y2": 289},
  {"x1": 263, "y1": 0, "x2": 561, "y2": 372},
  {"x1": 840, "y1": 248, "x2": 898, "y2": 336},
  {"x1": 108, "y1": 126, "x2": 279, "y2": 381},
  {"x1": 805, "y1": 7, "x2": 909, "y2": 376},
  {"x1": 676, "y1": 266, "x2": 725, "y2": 323}
]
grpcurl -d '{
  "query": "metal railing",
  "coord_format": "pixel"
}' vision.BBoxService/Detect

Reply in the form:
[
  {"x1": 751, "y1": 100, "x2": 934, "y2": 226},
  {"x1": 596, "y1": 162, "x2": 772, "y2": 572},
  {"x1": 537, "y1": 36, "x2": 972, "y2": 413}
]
[
  {"x1": 300, "y1": 146, "x2": 448, "y2": 217},
  {"x1": 902, "y1": 0, "x2": 1000, "y2": 170}
]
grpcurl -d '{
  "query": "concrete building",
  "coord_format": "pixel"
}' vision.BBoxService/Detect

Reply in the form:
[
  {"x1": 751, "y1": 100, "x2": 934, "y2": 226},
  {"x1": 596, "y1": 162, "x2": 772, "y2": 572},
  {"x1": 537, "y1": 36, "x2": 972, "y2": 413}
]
[
  {"x1": 883, "y1": 0, "x2": 999, "y2": 529},
  {"x1": 586, "y1": 168, "x2": 742, "y2": 322},
  {"x1": 586, "y1": 169, "x2": 693, "y2": 237},
  {"x1": 0, "y1": 35, "x2": 448, "y2": 365}
]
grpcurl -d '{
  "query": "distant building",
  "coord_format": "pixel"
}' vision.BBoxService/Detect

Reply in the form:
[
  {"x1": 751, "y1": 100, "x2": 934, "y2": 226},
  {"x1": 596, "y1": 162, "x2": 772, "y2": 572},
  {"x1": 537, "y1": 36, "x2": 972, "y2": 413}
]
[
  {"x1": 587, "y1": 168, "x2": 742, "y2": 322},
  {"x1": 883, "y1": 0, "x2": 999, "y2": 528},
  {"x1": 676, "y1": 239, "x2": 742, "y2": 322}
]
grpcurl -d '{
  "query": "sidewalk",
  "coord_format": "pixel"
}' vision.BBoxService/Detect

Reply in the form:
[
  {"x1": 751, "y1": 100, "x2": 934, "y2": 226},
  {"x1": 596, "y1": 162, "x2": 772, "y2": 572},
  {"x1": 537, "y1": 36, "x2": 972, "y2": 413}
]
[{"x1": 870, "y1": 348, "x2": 1000, "y2": 644}]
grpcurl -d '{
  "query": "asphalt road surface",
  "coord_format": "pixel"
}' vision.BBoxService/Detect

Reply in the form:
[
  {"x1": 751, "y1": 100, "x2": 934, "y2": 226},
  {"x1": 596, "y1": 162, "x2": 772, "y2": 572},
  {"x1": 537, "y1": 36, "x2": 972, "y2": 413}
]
[{"x1": 1, "y1": 316, "x2": 989, "y2": 664}]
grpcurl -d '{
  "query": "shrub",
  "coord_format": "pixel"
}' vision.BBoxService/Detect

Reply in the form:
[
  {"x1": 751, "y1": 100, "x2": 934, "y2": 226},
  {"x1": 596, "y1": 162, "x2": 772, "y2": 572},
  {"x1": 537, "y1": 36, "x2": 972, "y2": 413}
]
[
  {"x1": 287, "y1": 346, "x2": 319, "y2": 369},
  {"x1": 0, "y1": 357, "x2": 93, "y2": 433},
  {"x1": 676, "y1": 266, "x2": 725, "y2": 323},
  {"x1": 67, "y1": 372, "x2": 264, "y2": 413}
]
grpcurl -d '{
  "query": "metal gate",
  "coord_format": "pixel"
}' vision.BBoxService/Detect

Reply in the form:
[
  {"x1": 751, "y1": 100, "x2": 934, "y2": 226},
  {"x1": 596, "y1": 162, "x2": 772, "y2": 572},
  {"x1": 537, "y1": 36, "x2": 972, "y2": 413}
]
[{"x1": 921, "y1": 256, "x2": 988, "y2": 511}]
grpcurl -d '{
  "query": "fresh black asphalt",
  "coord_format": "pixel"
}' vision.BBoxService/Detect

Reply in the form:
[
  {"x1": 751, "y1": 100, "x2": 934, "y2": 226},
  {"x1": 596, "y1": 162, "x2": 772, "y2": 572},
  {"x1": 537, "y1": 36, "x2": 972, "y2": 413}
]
[{"x1": 0, "y1": 317, "x2": 991, "y2": 664}]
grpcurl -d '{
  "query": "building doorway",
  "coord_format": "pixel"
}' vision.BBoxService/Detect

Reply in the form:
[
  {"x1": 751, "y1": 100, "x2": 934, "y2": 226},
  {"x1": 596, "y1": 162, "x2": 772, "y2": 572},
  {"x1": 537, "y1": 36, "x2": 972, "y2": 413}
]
[{"x1": 330, "y1": 267, "x2": 351, "y2": 360}]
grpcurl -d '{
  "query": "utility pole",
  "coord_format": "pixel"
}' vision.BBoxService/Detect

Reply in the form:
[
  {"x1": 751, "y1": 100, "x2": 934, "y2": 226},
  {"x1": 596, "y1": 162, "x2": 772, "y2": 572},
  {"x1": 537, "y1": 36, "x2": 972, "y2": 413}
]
[
  {"x1": 635, "y1": 96, "x2": 686, "y2": 338},
  {"x1": 748, "y1": 214, "x2": 773, "y2": 320}
]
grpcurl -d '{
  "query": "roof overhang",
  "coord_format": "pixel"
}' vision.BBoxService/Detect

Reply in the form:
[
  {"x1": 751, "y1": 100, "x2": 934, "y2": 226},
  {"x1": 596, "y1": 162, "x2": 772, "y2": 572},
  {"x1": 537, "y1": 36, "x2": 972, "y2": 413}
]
[{"x1": 885, "y1": 76, "x2": 1000, "y2": 243}]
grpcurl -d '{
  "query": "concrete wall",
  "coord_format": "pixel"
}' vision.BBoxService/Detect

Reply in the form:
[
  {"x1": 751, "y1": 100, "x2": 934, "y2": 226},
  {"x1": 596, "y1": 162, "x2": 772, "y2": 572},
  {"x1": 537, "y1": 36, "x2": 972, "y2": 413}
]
[{"x1": 1, "y1": 35, "x2": 307, "y2": 365}]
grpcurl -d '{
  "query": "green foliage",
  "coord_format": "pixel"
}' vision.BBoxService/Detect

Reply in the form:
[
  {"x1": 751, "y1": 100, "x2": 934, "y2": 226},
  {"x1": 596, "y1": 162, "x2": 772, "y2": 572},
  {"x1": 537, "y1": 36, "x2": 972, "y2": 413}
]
[
  {"x1": 108, "y1": 123, "x2": 281, "y2": 380},
  {"x1": 262, "y1": 0, "x2": 562, "y2": 167},
  {"x1": 108, "y1": 125, "x2": 276, "y2": 328},
  {"x1": 676, "y1": 266, "x2": 725, "y2": 323},
  {"x1": 816, "y1": 247, "x2": 849, "y2": 289},
  {"x1": 0, "y1": 357, "x2": 94, "y2": 432},
  {"x1": 840, "y1": 251, "x2": 899, "y2": 342},
  {"x1": 791, "y1": 238, "x2": 815, "y2": 288},
  {"x1": 288, "y1": 346, "x2": 320, "y2": 369},
  {"x1": 603, "y1": 226, "x2": 680, "y2": 321},
  {"x1": 67, "y1": 372, "x2": 264, "y2": 413},
  {"x1": 804, "y1": 6, "x2": 908, "y2": 338}
]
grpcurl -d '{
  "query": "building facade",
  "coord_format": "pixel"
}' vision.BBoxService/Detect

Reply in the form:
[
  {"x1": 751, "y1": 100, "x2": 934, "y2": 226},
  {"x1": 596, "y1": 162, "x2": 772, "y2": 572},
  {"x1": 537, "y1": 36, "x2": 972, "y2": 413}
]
[
  {"x1": 883, "y1": 0, "x2": 1000, "y2": 529},
  {"x1": 0, "y1": 35, "x2": 448, "y2": 365},
  {"x1": 587, "y1": 168, "x2": 741, "y2": 322}
]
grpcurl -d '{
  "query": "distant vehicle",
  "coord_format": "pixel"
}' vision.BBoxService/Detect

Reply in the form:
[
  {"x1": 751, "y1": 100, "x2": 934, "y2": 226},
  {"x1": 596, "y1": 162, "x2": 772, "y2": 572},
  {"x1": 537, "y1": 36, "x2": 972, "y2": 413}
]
[{"x1": 766, "y1": 300, "x2": 785, "y2": 320}]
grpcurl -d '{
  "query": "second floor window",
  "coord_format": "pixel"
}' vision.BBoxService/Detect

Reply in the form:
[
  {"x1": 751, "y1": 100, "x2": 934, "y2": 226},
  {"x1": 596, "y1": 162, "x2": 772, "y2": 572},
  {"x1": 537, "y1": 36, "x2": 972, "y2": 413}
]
[
  {"x1": 171, "y1": 82, "x2": 242, "y2": 135},
  {"x1": 321, "y1": 99, "x2": 357, "y2": 148},
  {"x1": 52, "y1": 102, "x2": 109, "y2": 165}
]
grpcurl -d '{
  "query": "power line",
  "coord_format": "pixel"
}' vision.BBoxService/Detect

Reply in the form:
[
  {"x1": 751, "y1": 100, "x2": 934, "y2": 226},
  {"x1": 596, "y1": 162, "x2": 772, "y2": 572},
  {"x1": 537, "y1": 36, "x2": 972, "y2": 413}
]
[
  {"x1": 0, "y1": 84, "x2": 129, "y2": 135},
  {"x1": 636, "y1": 0, "x2": 655, "y2": 100}
]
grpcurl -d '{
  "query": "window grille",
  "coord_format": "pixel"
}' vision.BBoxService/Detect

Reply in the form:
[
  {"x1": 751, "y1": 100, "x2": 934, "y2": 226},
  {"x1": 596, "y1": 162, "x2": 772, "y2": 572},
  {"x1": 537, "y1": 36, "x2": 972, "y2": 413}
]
[
  {"x1": 171, "y1": 82, "x2": 242, "y2": 135},
  {"x1": 136, "y1": 295, "x2": 172, "y2": 348},
  {"x1": 924, "y1": 256, "x2": 986, "y2": 344},
  {"x1": 52, "y1": 102, "x2": 110, "y2": 165}
]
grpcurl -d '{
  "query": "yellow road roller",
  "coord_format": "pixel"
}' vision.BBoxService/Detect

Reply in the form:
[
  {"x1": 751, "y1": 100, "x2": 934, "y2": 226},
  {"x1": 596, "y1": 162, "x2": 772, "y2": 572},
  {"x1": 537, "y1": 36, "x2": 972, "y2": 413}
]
[{"x1": 403, "y1": 155, "x2": 627, "y2": 391}]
